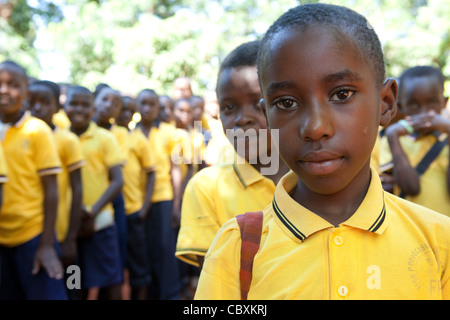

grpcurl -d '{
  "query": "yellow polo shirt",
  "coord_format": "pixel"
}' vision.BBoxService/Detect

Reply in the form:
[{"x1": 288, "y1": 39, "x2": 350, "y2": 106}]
[
  {"x1": 78, "y1": 122, "x2": 124, "y2": 216},
  {"x1": 53, "y1": 127, "x2": 85, "y2": 242},
  {"x1": 122, "y1": 128, "x2": 155, "y2": 215},
  {"x1": 52, "y1": 109, "x2": 71, "y2": 130},
  {"x1": 110, "y1": 124, "x2": 129, "y2": 165},
  {"x1": 176, "y1": 157, "x2": 276, "y2": 266},
  {"x1": 142, "y1": 121, "x2": 178, "y2": 203},
  {"x1": 195, "y1": 168, "x2": 450, "y2": 300},
  {"x1": 380, "y1": 133, "x2": 449, "y2": 216},
  {"x1": 171, "y1": 127, "x2": 206, "y2": 182},
  {"x1": 0, "y1": 112, "x2": 62, "y2": 247}
]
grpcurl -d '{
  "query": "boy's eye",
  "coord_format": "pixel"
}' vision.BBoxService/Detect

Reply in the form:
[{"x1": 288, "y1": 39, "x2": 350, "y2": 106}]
[
  {"x1": 330, "y1": 89, "x2": 355, "y2": 101},
  {"x1": 273, "y1": 98, "x2": 298, "y2": 110},
  {"x1": 221, "y1": 104, "x2": 236, "y2": 113}
]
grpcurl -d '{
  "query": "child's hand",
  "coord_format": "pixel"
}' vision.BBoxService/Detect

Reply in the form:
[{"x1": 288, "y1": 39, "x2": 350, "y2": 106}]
[
  {"x1": 78, "y1": 206, "x2": 95, "y2": 237},
  {"x1": 406, "y1": 111, "x2": 450, "y2": 135},
  {"x1": 32, "y1": 243, "x2": 64, "y2": 280}
]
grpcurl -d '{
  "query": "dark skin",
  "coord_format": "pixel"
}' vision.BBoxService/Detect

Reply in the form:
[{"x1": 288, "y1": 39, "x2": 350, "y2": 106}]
[
  {"x1": 385, "y1": 75, "x2": 450, "y2": 196},
  {"x1": 259, "y1": 26, "x2": 397, "y2": 227},
  {"x1": 196, "y1": 65, "x2": 291, "y2": 270},
  {"x1": 0, "y1": 64, "x2": 64, "y2": 279},
  {"x1": 65, "y1": 88, "x2": 124, "y2": 300},
  {"x1": 28, "y1": 84, "x2": 83, "y2": 267}
]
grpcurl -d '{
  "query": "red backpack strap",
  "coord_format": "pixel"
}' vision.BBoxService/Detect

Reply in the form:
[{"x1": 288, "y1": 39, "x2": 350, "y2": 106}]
[{"x1": 236, "y1": 211, "x2": 263, "y2": 300}]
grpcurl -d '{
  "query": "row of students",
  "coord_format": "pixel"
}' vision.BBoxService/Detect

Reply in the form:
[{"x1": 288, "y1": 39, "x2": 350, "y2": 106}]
[
  {"x1": 0, "y1": 60, "x2": 219, "y2": 299},
  {"x1": 2, "y1": 3, "x2": 450, "y2": 300}
]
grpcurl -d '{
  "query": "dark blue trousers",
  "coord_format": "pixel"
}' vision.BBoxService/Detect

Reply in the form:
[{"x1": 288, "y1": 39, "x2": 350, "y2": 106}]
[{"x1": 145, "y1": 200, "x2": 181, "y2": 300}]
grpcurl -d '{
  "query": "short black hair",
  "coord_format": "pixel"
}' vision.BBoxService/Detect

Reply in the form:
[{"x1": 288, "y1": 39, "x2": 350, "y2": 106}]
[
  {"x1": 30, "y1": 80, "x2": 61, "y2": 108},
  {"x1": 0, "y1": 60, "x2": 28, "y2": 85},
  {"x1": 257, "y1": 3, "x2": 385, "y2": 87},
  {"x1": 398, "y1": 66, "x2": 445, "y2": 95},
  {"x1": 216, "y1": 40, "x2": 260, "y2": 92},
  {"x1": 65, "y1": 85, "x2": 93, "y2": 105},
  {"x1": 137, "y1": 88, "x2": 158, "y2": 100}
]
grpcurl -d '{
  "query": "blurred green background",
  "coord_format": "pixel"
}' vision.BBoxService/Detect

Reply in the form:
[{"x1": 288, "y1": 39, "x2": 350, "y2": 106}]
[{"x1": 1, "y1": 0, "x2": 449, "y2": 97}]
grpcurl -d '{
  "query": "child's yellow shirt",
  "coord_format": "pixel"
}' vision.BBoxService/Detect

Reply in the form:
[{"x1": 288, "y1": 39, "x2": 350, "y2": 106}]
[
  {"x1": 78, "y1": 122, "x2": 123, "y2": 217},
  {"x1": 53, "y1": 127, "x2": 85, "y2": 242},
  {"x1": 122, "y1": 128, "x2": 155, "y2": 215},
  {"x1": 195, "y1": 168, "x2": 450, "y2": 300},
  {"x1": 142, "y1": 121, "x2": 178, "y2": 203},
  {"x1": 176, "y1": 158, "x2": 276, "y2": 267},
  {"x1": 0, "y1": 112, "x2": 62, "y2": 246},
  {"x1": 380, "y1": 133, "x2": 449, "y2": 216}
]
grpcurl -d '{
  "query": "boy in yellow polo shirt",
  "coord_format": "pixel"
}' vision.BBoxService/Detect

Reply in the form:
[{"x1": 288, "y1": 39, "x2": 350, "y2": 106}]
[
  {"x1": 195, "y1": 4, "x2": 450, "y2": 300},
  {"x1": 92, "y1": 85, "x2": 128, "y2": 272},
  {"x1": 382, "y1": 66, "x2": 450, "y2": 215},
  {"x1": 136, "y1": 88, "x2": 182, "y2": 300},
  {"x1": 176, "y1": 41, "x2": 289, "y2": 269},
  {"x1": 0, "y1": 60, "x2": 67, "y2": 299},
  {"x1": 28, "y1": 80, "x2": 85, "y2": 274},
  {"x1": 65, "y1": 85, "x2": 124, "y2": 300},
  {"x1": 117, "y1": 95, "x2": 155, "y2": 300}
]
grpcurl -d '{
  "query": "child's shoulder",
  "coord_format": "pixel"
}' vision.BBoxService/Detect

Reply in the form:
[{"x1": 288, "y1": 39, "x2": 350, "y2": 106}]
[
  {"x1": 191, "y1": 163, "x2": 234, "y2": 182},
  {"x1": 385, "y1": 191, "x2": 450, "y2": 237}
]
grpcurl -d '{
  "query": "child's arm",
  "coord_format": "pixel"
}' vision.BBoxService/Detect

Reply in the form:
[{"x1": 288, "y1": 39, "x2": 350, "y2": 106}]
[
  {"x1": 385, "y1": 122, "x2": 421, "y2": 196},
  {"x1": 90, "y1": 165, "x2": 124, "y2": 217},
  {"x1": 32, "y1": 173, "x2": 64, "y2": 280},
  {"x1": 408, "y1": 111, "x2": 450, "y2": 194},
  {"x1": 60, "y1": 168, "x2": 82, "y2": 267},
  {"x1": 139, "y1": 170, "x2": 155, "y2": 220},
  {"x1": 171, "y1": 162, "x2": 183, "y2": 229}
]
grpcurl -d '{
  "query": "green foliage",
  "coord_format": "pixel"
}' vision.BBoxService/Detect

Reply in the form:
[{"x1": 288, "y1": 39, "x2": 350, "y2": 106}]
[{"x1": 1, "y1": 0, "x2": 449, "y2": 97}]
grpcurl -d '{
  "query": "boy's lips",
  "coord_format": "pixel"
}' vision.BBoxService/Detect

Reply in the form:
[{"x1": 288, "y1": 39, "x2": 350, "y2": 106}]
[{"x1": 299, "y1": 151, "x2": 344, "y2": 175}]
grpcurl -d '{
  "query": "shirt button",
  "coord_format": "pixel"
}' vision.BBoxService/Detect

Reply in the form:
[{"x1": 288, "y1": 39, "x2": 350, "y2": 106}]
[
  {"x1": 337, "y1": 285, "x2": 348, "y2": 297},
  {"x1": 333, "y1": 236, "x2": 344, "y2": 246}
]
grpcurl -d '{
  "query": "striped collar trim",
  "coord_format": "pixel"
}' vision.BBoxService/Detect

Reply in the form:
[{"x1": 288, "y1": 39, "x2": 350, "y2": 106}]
[
  {"x1": 232, "y1": 155, "x2": 268, "y2": 188},
  {"x1": 272, "y1": 167, "x2": 388, "y2": 243}
]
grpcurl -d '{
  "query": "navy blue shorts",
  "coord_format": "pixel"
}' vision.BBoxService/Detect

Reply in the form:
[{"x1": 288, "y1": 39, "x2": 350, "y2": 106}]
[
  {"x1": 77, "y1": 225, "x2": 123, "y2": 289},
  {"x1": 0, "y1": 234, "x2": 68, "y2": 300},
  {"x1": 126, "y1": 211, "x2": 151, "y2": 288}
]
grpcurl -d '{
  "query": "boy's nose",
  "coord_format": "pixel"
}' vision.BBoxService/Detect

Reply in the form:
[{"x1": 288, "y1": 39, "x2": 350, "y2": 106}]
[
  {"x1": 234, "y1": 105, "x2": 255, "y2": 128},
  {"x1": 300, "y1": 101, "x2": 334, "y2": 141}
]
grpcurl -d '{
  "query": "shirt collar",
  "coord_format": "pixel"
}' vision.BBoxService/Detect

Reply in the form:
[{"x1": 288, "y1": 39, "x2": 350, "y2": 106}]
[
  {"x1": 232, "y1": 154, "x2": 270, "y2": 188},
  {"x1": 80, "y1": 121, "x2": 97, "y2": 139},
  {"x1": 13, "y1": 110, "x2": 30, "y2": 128},
  {"x1": 272, "y1": 167, "x2": 388, "y2": 243}
]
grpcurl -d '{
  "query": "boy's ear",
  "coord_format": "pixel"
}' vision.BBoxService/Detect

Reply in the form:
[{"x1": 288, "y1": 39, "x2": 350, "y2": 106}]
[{"x1": 379, "y1": 78, "x2": 398, "y2": 127}]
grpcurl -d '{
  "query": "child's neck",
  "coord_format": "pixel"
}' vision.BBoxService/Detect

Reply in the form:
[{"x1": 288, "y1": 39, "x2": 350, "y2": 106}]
[
  {"x1": 291, "y1": 168, "x2": 372, "y2": 227},
  {"x1": 138, "y1": 119, "x2": 155, "y2": 137},
  {"x1": 1, "y1": 110, "x2": 24, "y2": 125},
  {"x1": 71, "y1": 123, "x2": 90, "y2": 137}
]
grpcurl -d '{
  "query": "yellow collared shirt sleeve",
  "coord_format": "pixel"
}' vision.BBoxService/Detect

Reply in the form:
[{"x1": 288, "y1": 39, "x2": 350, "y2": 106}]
[
  {"x1": 194, "y1": 218, "x2": 242, "y2": 300},
  {"x1": 176, "y1": 170, "x2": 219, "y2": 266}
]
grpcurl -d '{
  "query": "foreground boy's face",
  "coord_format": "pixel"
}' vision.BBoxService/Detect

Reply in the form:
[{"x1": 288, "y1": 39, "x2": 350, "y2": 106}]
[{"x1": 261, "y1": 26, "x2": 382, "y2": 195}]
